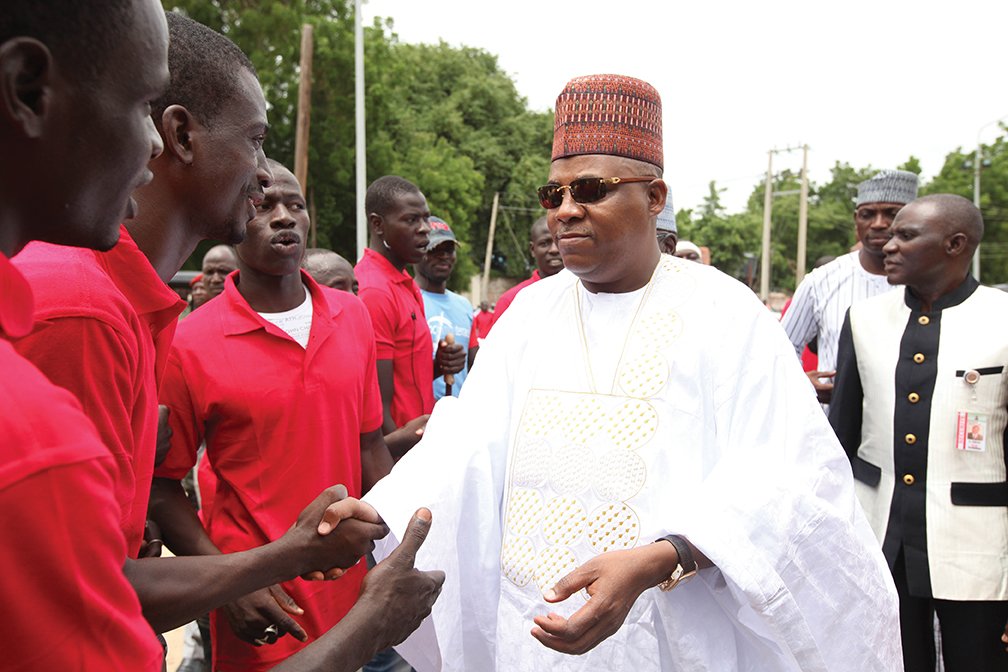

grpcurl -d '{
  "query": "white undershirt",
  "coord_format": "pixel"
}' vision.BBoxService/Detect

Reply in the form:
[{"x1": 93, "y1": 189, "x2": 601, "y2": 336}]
[
  {"x1": 258, "y1": 285, "x2": 313, "y2": 349},
  {"x1": 578, "y1": 283, "x2": 648, "y2": 394}
]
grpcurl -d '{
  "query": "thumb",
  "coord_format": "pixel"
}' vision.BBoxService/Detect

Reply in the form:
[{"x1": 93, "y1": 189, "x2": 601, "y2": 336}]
[
  {"x1": 389, "y1": 507, "x2": 432, "y2": 568},
  {"x1": 544, "y1": 565, "x2": 591, "y2": 603}
]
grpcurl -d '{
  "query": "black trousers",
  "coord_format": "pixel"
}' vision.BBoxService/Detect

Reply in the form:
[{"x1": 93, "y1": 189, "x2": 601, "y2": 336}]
[{"x1": 892, "y1": 546, "x2": 1008, "y2": 672}]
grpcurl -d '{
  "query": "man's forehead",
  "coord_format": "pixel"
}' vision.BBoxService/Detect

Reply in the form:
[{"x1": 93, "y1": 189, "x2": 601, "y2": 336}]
[
  {"x1": 218, "y1": 69, "x2": 269, "y2": 132},
  {"x1": 857, "y1": 201, "x2": 904, "y2": 211},
  {"x1": 548, "y1": 154, "x2": 629, "y2": 181},
  {"x1": 393, "y1": 191, "x2": 429, "y2": 212},
  {"x1": 266, "y1": 172, "x2": 303, "y2": 199}
]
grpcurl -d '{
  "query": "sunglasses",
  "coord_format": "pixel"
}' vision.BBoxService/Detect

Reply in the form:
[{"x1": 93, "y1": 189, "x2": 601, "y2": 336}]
[{"x1": 537, "y1": 176, "x2": 655, "y2": 209}]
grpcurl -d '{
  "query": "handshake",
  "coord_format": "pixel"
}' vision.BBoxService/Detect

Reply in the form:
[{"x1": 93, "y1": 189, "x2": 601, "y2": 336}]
[{"x1": 266, "y1": 486, "x2": 444, "y2": 658}]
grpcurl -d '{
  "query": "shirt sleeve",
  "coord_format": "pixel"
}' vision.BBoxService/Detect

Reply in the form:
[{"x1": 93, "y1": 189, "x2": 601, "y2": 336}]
[
  {"x1": 828, "y1": 310, "x2": 864, "y2": 463},
  {"x1": 154, "y1": 345, "x2": 202, "y2": 481},
  {"x1": 779, "y1": 274, "x2": 820, "y2": 360},
  {"x1": 12, "y1": 317, "x2": 143, "y2": 542},
  {"x1": 1, "y1": 456, "x2": 164, "y2": 671},
  {"x1": 358, "y1": 286, "x2": 399, "y2": 360}
]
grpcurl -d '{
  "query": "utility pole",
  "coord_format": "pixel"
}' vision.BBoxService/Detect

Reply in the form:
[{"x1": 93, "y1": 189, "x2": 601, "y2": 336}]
[
  {"x1": 759, "y1": 145, "x2": 808, "y2": 301},
  {"x1": 482, "y1": 192, "x2": 500, "y2": 302},
  {"x1": 354, "y1": 0, "x2": 366, "y2": 260},
  {"x1": 760, "y1": 151, "x2": 773, "y2": 302},
  {"x1": 294, "y1": 24, "x2": 314, "y2": 246},
  {"x1": 796, "y1": 144, "x2": 809, "y2": 287}
]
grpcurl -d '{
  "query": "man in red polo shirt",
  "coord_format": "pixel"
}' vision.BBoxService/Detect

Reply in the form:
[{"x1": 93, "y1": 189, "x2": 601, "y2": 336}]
[
  {"x1": 490, "y1": 216, "x2": 563, "y2": 328},
  {"x1": 154, "y1": 162, "x2": 403, "y2": 671},
  {"x1": 0, "y1": 3, "x2": 173, "y2": 667},
  {"x1": 355, "y1": 175, "x2": 465, "y2": 439},
  {"x1": 10, "y1": 11, "x2": 275, "y2": 561},
  {"x1": 1, "y1": 4, "x2": 443, "y2": 671}
]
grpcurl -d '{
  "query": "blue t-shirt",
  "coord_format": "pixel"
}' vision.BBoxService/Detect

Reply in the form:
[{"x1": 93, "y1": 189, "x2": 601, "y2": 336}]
[{"x1": 420, "y1": 289, "x2": 473, "y2": 399}]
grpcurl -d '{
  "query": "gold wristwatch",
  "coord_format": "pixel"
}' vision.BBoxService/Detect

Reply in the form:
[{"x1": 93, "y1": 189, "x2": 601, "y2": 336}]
[{"x1": 655, "y1": 534, "x2": 697, "y2": 591}]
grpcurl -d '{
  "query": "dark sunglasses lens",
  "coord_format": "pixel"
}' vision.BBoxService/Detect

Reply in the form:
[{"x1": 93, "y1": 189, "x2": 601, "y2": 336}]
[
  {"x1": 537, "y1": 186, "x2": 562, "y2": 209},
  {"x1": 570, "y1": 178, "x2": 605, "y2": 204}
]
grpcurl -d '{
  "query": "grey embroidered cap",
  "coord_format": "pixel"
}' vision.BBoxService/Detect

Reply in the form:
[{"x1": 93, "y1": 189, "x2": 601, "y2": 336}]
[
  {"x1": 856, "y1": 169, "x2": 919, "y2": 206},
  {"x1": 656, "y1": 197, "x2": 677, "y2": 234}
]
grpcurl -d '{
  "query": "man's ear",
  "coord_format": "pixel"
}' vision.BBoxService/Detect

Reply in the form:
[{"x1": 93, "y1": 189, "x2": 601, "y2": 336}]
[
  {"x1": 368, "y1": 212, "x2": 384, "y2": 238},
  {"x1": 161, "y1": 104, "x2": 199, "y2": 164},
  {"x1": 946, "y1": 232, "x2": 969, "y2": 258},
  {"x1": 647, "y1": 179, "x2": 668, "y2": 217},
  {"x1": 0, "y1": 38, "x2": 55, "y2": 139}
]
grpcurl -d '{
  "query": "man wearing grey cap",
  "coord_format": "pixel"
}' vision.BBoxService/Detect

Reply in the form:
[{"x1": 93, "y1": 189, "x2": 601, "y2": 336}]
[
  {"x1": 781, "y1": 169, "x2": 919, "y2": 406},
  {"x1": 655, "y1": 199, "x2": 677, "y2": 254},
  {"x1": 414, "y1": 217, "x2": 476, "y2": 399}
]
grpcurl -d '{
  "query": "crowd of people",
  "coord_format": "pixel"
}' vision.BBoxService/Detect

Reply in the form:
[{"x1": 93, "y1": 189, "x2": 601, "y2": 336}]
[{"x1": 2, "y1": 2, "x2": 1006, "y2": 672}]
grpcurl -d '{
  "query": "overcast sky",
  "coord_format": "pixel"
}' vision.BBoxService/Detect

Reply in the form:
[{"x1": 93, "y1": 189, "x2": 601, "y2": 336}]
[{"x1": 362, "y1": 0, "x2": 1008, "y2": 215}]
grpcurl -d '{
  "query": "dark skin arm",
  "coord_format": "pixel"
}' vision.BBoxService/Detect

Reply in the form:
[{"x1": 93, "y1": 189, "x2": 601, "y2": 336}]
[
  {"x1": 377, "y1": 359, "x2": 397, "y2": 436},
  {"x1": 141, "y1": 482, "x2": 386, "y2": 635},
  {"x1": 360, "y1": 428, "x2": 394, "y2": 494},
  {"x1": 147, "y1": 476, "x2": 301, "y2": 642},
  {"x1": 467, "y1": 346, "x2": 478, "y2": 373},
  {"x1": 382, "y1": 414, "x2": 428, "y2": 460},
  {"x1": 270, "y1": 508, "x2": 445, "y2": 672},
  {"x1": 532, "y1": 538, "x2": 711, "y2": 654}
]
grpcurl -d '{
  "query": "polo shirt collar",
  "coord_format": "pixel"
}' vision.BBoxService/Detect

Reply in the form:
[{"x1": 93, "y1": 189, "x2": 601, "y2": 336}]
[
  {"x1": 531, "y1": 269, "x2": 542, "y2": 282},
  {"x1": 362, "y1": 247, "x2": 416, "y2": 287},
  {"x1": 221, "y1": 269, "x2": 338, "y2": 337},
  {"x1": 0, "y1": 252, "x2": 34, "y2": 339},
  {"x1": 903, "y1": 273, "x2": 979, "y2": 313},
  {"x1": 99, "y1": 225, "x2": 187, "y2": 334}
]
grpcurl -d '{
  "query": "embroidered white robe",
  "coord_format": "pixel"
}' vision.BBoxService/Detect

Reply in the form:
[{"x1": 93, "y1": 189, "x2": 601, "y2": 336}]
[{"x1": 366, "y1": 256, "x2": 902, "y2": 672}]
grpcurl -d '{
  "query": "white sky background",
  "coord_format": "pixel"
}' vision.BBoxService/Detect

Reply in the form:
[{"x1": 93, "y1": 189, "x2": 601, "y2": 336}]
[{"x1": 361, "y1": 0, "x2": 1008, "y2": 216}]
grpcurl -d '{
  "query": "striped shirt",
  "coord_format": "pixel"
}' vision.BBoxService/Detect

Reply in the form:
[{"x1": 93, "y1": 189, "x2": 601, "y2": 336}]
[{"x1": 780, "y1": 251, "x2": 896, "y2": 374}]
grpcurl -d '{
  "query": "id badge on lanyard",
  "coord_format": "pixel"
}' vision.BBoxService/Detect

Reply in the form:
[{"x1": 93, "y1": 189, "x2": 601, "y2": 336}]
[{"x1": 956, "y1": 370, "x2": 987, "y2": 452}]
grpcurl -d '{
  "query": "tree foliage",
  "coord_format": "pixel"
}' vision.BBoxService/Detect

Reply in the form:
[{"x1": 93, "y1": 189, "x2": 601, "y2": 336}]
[
  {"x1": 163, "y1": 0, "x2": 552, "y2": 291},
  {"x1": 162, "y1": 2, "x2": 1008, "y2": 291}
]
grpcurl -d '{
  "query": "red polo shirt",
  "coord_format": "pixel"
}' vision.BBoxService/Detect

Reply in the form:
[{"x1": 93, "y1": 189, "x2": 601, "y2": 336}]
[
  {"x1": 491, "y1": 269, "x2": 541, "y2": 329},
  {"x1": 471, "y1": 308, "x2": 494, "y2": 347},
  {"x1": 156, "y1": 271, "x2": 382, "y2": 672},
  {"x1": 354, "y1": 248, "x2": 434, "y2": 427},
  {"x1": 0, "y1": 253, "x2": 162, "y2": 671},
  {"x1": 12, "y1": 226, "x2": 186, "y2": 556}
]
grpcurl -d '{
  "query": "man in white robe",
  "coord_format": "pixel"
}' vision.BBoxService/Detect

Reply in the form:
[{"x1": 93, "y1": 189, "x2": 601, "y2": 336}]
[{"x1": 361, "y1": 74, "x2": 902, "y2": 672}]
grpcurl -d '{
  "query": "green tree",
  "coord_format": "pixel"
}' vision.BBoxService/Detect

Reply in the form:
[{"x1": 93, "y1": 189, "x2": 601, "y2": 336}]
[{"x1": 163, "y1": 1, "x2": 552, "y2": 292}]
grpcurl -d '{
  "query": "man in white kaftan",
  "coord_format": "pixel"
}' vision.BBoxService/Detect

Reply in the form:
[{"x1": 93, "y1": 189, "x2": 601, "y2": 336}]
[{"x1": 362, "y1": 74, "x2": 902, "y2": 672}]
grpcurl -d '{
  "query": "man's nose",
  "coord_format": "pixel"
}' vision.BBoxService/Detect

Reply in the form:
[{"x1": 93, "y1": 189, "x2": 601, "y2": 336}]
[
  {"x1": 146, "y1": 115, "x2": 164, "y2": 160},
  {"x1": 554, "y1": 188, "x2": 584, "y2": 222},
  {"x1": 270, "y1": 204, "x2": 296, "y2": 227},
  {"x1": 257, "y1": 149, "x2": 274, "y2": 190}
]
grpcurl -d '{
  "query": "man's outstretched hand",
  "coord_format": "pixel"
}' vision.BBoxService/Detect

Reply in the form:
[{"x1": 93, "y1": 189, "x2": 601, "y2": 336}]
[
  {"x1": 283, "y1": 485, "x2": 389, "y2": 582},
  {"x1": 356, "y1": 508, "x2": 446, "y2": 652},
  {"x1": 531, "y1": 543, "x2": 676, "y2": 655}
]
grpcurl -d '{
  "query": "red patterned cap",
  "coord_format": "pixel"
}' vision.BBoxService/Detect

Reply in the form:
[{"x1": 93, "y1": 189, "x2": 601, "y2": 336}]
[{"x1": 552, "y1": 74, "x2": 663, "y2": 170}]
